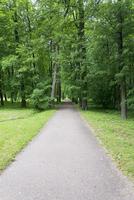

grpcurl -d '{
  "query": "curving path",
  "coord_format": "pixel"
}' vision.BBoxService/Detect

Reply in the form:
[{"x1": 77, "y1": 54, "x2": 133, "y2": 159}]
[{"x1": 0, "y1": 103, "x2": 134, "y2": 200}]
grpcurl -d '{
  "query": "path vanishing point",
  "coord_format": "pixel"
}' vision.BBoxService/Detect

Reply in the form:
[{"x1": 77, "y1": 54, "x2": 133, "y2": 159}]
[{"x1": 0, "y1": 103, "x2": 134, "y2": 200}]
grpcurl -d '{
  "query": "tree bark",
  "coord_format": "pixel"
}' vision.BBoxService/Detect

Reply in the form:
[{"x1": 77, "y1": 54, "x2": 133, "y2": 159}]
[
  {"x1": 117, "y1": 0, "x2": 127, "y2": 119},
  {"x1": 56, "y1": 79, "x2": 61, "y2": 103},
  {"x1": 78, "y1": 0, "x2": 88, "y2": 110},
  {"x1": 0, "y1": 90, "x2": 4, "y2": 106},
  {"x1": 21, "y1": 78, "x2": 26, "y2": 108},
  {"x1": 0, "y1": 70, "x2": 4, "y2": 106},
  {"x1": 51, "y1": 63, "x2": 57, "y2": 101},
  {"x1": 120, "y1": 79, "x2": 127, "y2": 119},
  {"x1": 13, "y1": 0, "x2": 27, "y2": 107},
  {"x1": 4, "y1": 94, "x2": 7, "y2": 102}
]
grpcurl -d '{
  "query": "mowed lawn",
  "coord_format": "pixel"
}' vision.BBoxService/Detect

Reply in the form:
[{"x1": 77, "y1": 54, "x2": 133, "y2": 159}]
[
  {"x1": 81, "y1": 109, "x2": 134, "y2": 179},
  {"x1": 0, "y1": 105, "x2": 55, "y2": 171}
]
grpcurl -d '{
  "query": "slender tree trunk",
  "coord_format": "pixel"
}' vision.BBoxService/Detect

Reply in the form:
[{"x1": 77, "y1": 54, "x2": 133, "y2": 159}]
[
  {"x1": 56, "y1": 49, "x2": 61, "y2": 103},
  {"x1": 115, "y1": 85, "x2": 120, "y2": 110},
  {"x1": 0, "y1": 70, "x2": 4, "y2": 106},
  {"x1": 0, "y1": 90, "x2": 4, "y2": 106},
  {"x1": 21, "y1": 78, "x2": 26, "y2": 108},
  {"x1": 117, "y1": 0, "x2": 127, "y2": 119},
  {"x1": 51, "y1": 44, "x2": 61, "y2": 105},
  {"x1": 51, "y1": 63, "x2": 57, "y2": 101},
  {"x1": 56, "y1": 79, "x2": 61, "y2": 103},
  {"x1": 26, "y1": 2, "x2": 37, "y2": 87},
  {"x1": 120, "y1": 79, "x2": 127, "y2": 119},
  {"x1": 49, "y1": 40, "x2": 53, "y2": 78},
  {"x1": 4, "y1": 94, "x2": 7, "y2": 102}
]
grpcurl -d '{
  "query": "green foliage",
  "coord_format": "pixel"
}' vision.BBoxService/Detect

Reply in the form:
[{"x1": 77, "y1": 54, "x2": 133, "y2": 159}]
[
  {"x1": 0, "y1": 0, "x2": 133, "y2": 115},
  {"x1": 1, "y1": 55, "x2": 18, "y2": 69},
  {"x1": 128, "y1": 89, "x2": 134, "y2": 109},
  {"x1": 89, "y1": 75, "x2": 114, "y2": 108},
  {"x1": 31, "y1": 81, "x2": 51, "y2": 110}
]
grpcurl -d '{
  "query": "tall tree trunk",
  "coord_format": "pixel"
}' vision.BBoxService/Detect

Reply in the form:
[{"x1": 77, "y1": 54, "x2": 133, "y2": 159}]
[
  {"x1": 14, "y1": 0, "x2": 26, "y2": 107},
  {"x1": 51, "y1": 63, "x2": 57, "y2": 101},
  {"x1": 120, "y1": 79, "x2": 127, "y2": 119},
  {"x1": 26, "y1": 2, "x2": 36, "y2": 88},
  {"x1": 78, "y1": 0, "x2": 88, "y2": 110},
  {"x1": 51, "y1": 44, "x2": 61, "y2": 105},
  {"x1": 117, "y1": 0, "x2": 127, "y2": 119}
]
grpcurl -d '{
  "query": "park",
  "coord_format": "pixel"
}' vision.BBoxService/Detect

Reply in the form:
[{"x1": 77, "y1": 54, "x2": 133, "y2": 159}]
[{"x1": 0, "y1": 0, "x2": 134, "y2": 199}]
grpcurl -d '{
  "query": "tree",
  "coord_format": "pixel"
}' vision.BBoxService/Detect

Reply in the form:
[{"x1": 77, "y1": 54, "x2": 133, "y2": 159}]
[{"x1": 0, "y1": 0, "x2": 133, "y2": 119}]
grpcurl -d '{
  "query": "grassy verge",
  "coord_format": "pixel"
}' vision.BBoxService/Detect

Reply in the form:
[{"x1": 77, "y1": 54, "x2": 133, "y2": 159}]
[
  {"x1": 80, "y1": 108, "x2": 134, "y2": 179},
  {"x1": 0, "y1": 105, "x2": 55, "y2": 171}
]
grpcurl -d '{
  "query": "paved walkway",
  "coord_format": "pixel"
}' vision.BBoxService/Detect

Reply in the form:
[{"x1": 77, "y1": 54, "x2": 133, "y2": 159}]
[{"x1": 0, "y1": 104, "x2": 134, "y2": 200}]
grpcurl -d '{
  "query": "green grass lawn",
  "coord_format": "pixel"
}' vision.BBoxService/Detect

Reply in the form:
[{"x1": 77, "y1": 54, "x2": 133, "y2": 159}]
[
  {"x1": 80, "y1": 108, "x2": 134, "y2": 179},
  {"x1": 0, "y1": 104, "x2": 55, "y2": 171}
]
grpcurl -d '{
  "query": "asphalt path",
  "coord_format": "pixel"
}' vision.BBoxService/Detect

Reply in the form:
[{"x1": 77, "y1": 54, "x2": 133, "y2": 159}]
[{"x1": 0, "y1": 103, "x2": 134, "y2": 200}]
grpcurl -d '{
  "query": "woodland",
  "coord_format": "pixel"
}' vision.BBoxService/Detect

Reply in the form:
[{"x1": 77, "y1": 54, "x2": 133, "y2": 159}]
[{"x1": 0, "y1": 0, "x2": 134, "y2": 120}]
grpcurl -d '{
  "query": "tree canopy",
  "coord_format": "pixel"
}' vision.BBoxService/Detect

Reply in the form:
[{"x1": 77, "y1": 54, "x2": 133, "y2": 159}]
[{"x1": 0, "y1": 0, "x2": 134, "y2": 119}]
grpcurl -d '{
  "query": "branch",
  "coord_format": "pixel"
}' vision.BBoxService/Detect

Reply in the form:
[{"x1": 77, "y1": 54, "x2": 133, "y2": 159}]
[
  {"x1": 72, "y1": 10, "x2": 79, "y2": 28},
  {"x1": 95, "y1": 0, "x2": 102, "y2": 4},
  {"x1": 63, "y1": 0, "x2": 70, "y2": 17}
]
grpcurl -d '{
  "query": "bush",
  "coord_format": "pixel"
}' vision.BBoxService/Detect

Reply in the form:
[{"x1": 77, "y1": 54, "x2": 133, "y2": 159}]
[{"x1": 31, "y1": 81, "x2": 51, "y2": 110}]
